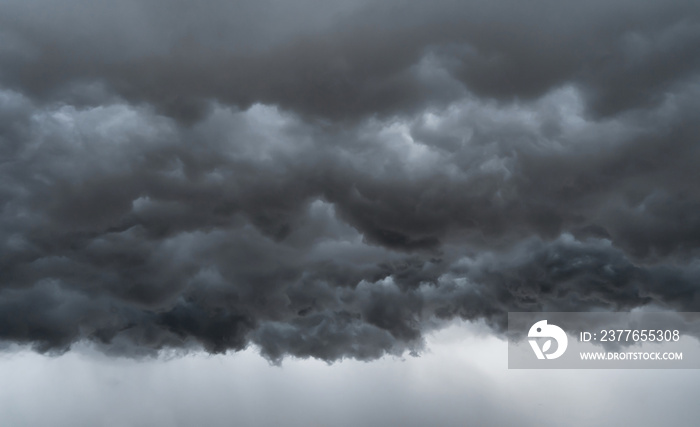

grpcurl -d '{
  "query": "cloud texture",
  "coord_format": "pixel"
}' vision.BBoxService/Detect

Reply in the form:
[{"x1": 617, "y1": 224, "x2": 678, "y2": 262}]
[{"x1": 0, "y1": 0, "x2": 699, "y2": 361}]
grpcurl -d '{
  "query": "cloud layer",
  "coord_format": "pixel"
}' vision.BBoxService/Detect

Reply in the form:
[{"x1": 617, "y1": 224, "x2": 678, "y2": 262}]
[{"x1": 0, "y1": 0, "x2": 699, "y2": 361}]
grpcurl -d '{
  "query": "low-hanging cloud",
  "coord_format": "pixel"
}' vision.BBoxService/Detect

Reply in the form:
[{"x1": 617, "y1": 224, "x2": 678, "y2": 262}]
[{"x1": 0, "y1": 0, "x2": 699, "y2": 362}]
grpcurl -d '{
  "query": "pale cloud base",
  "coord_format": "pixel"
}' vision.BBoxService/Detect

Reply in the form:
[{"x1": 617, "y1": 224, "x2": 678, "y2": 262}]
[{"x1": 0, "y1": 321, "x2": 698, "y2": 427}]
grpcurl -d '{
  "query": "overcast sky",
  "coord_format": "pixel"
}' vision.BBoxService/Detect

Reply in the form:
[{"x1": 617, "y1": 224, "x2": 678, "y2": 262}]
[{"x1": 1, "y1": 0, "x2": 700, "y2": 424}]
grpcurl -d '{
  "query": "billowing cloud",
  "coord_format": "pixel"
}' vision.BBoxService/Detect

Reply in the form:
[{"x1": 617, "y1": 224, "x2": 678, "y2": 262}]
[{"x1": 0, "y1": 0, "x2": 699, "y2": 362}]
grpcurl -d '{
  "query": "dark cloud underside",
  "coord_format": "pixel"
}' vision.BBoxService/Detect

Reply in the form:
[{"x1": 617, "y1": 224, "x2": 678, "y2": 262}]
[{"x1": 0, "y1": 0, "x2": 699, "y2": 361}]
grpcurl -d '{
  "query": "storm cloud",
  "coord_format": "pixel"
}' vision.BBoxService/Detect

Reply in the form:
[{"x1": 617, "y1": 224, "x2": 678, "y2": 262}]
[{"x1": 0, "y1": 0, "x2": 699, "y2": 362}]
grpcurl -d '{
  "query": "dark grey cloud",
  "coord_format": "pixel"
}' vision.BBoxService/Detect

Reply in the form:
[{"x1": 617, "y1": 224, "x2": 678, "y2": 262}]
[
  {"x1": 1, "y1": 0, "x2": 698, "y2": 122},
  {"x1": 0, "y1": 0, "x2": 699, "y2": 362}
]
